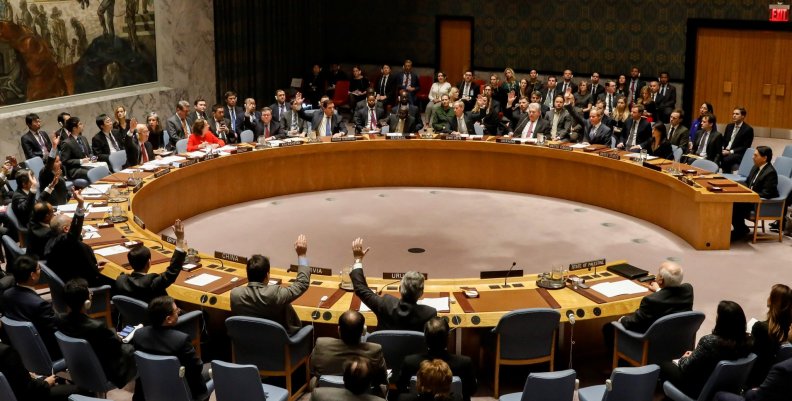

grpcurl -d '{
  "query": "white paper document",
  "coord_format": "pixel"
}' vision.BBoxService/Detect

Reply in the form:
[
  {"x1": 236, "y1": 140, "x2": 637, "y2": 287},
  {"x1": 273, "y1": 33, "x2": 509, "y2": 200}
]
[
  {"x1": 82, "y1": 232, "x2": 101, "y2": 239},
  {"x1": 186, "y1": 151, "x2": 206, "y2": 158},
  {"x1": 570, "y1": 143, "x2": 590, "y2": 149},
  {"x1": 87, "y1": 206, "x2": 111, "y2": 213},
  {"x1": 625, "y1": 153, "x2": 658, "y2": 160},
  {"x1": 184, "y1": 273, "x2": 222, "y2": 287},
  {"x1": 418, "y1": 297, "x2": 450, "y2": 312},
  {"x1": 82, "y1": 184, "x2": 112, "y2": 195},
  {"x1": 590, "y1": 280, "x2": 648, "y2": 298},
  {"x1": 94, "y1": 245, "x2": 129, "y2": 256},
  {"x1": 58, "y1": 203, "x2": 79, "y2": 213},
  {"x1": 120, "y1": 169, "x2": 141, "y2": 174},
  {"x1": 217, "y1": 145, "x2": 237, "y2": 152}
]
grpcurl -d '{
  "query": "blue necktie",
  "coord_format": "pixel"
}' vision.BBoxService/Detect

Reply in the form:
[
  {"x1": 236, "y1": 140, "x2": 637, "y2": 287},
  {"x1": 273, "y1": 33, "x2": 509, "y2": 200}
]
[{"x1": 325, "y1": 117, "x2": 332, "y2": 136}]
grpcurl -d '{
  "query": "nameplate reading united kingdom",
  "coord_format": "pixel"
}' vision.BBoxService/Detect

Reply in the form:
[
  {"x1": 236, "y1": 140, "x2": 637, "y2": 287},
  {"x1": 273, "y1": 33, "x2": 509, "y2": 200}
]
[
  {"x1": 154, "y1": 168, "x2": 171, "y2": 178},
  {"x1": 382, "y1": 272, "x2": 428, "y2": 279},
  {"x1": 569, "y1": 258, "x2": 606, "y2": 271},
  {"x1": 331, "y1": 136, "x2": 357, "y2": 142},
  {"x1": 214, "y1": 251, "x2": 248, "y2": 264},
  {"x1": 161, "y1": 234, "x2": 177, "y2": 245},
  {"x1": 288, "y1": 264, "x2": 332, "y2": 276}
]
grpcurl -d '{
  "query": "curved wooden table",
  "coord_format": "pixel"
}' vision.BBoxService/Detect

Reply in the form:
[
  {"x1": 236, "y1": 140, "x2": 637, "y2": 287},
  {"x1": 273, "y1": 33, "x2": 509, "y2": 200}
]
[{"x1": 94, "y1": 139, "x2": 756, "y2": 328}]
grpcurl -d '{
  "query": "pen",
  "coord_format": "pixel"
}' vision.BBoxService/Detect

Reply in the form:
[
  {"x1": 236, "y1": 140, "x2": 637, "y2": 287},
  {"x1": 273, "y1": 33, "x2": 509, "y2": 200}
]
[{"x1": 186, "y1": 274, "x2": 197, "y2": 279}]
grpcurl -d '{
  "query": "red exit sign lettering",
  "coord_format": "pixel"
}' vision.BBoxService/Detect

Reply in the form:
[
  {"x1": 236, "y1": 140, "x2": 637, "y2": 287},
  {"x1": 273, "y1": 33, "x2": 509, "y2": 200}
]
[{"x1": 769, "y1": 4, "x2": 790, "y2": 22}]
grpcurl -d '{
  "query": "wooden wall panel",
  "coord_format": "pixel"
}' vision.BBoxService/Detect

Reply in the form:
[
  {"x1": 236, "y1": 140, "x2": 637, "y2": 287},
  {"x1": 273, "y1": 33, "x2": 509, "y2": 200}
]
[{"x1": 773, "y1": 32, "x2": 792, "y2": 128}]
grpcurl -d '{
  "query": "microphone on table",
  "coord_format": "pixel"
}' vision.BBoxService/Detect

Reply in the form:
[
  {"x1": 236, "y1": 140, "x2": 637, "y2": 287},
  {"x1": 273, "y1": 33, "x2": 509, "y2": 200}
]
[
  {"x1": 566, "y1": 310, "x2": 576, "y2": 325},
  {"x1": 503, "y1": 262, "x2": 517, "y2": 287},
  {"x1": 377, "y1": 280, "x2": 401, "y2": 295}
]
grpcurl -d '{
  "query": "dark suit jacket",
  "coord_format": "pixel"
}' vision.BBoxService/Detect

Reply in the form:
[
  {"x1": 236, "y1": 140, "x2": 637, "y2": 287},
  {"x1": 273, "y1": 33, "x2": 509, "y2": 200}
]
[
  {"x1": 38, "y1": 167, "x2": 69, "y2": 206},
  {"x1": 375, "y1": 74, "x2": 399, "y2": 106},
  {"x1": 223, "y1": 105, "x2": 245, "y2": 138},
  {"x1": 565, "y1": 104, "x2": 612, "y2": 145},
  {"x1": 270, "y1": 102, "x2": 290, "y2": 123},
  {"x1": 627, "y1": 79, "x2": 646, "y2": 103},
  {"x1": 44, "y1": 211, "x2": 103, "y2": 287},
  {"x1": 541, "y1": 88, "x2": 560, "y2": 106},
  {"x1": 57, "y1": 312, "x2": 136, "y2": 388},
  {"x1": 2, "y1": 285, "x2": 61, "y2": 359},
  {"x1": 230, "y1": 264, "x2": 311, "y2": 335},
  {"x1": 0, "y1": 343, "x2": 57, "y2": 401},
  {"x1": 386, "y1": 115, "x2": 419, "y2": 134},
  {"x1": 544, "y1": 108, "x2": 574, "y2": 140},
  {"x1": 620, "y1": 283, "x2": 694, "y2": 333},
  {"x1": 124, "y1": 135, "x2": 155, "y2": 168},
  {"x1": 311, "y1": 113, "x2": 348, "y2": 137},
  {"x1": 746, "y1": 163, "x2": 780, "y2": 199},
  {"x1": 691, "y1": 130, "x2": 724, "y2": 163},
  {"x1": 186, "y1": 110, "x2": 210, "y2": 126},
  {"x1": 355, "y1": 106, "x2": 387, "y2": 133},
  {"x1": 396, "y1": 71, "x2": 420, "y2": 92},
  {"x1": 398, "y1": 350, "x2": 477, "y2": 401},
  {"x1": 310, "y1": 338, "x2": 387, "y2": 387},
  {"x1": 657, "y1": 84, "x2": 677, "y2": 117},
  {"x1": 590, "y1": 83, "x2": 606, "y2": 99},
  {"x1": 21, "y1": 130, "x2": 52, "y2": 160},
  {"x1": 280, "y1": 110, "x2": 309, "y2": 136},
  {"x1": 648, "y1": 141, "x2": 674, "y2": 160},
  {"x1": 666, "y1": 124, "x2": 690, "y2": 151},
  {"x1": 722, "y1": 123, "x2": 754, "y2": 156},
  {"x1": 115, "y1": 249, "x2": 186, "y2": 304},
  {"x1": 208, "y1": 117, "x2": 234, "y2": 144},
  {"x1": 91, "y1": 131, "x2": 125, "y2": 169},
  {"x1": 25, "y1": 221, "x2": 52, "y2": 260},
  {"x1": 132, "y1": 326, "x2": 208, "y2": 401},
  {"x1": 60, "y1": 135, "x2": 92, "y2": 177},
  {"x1": 512, "y1": 116, "x2": 550, "y2": 138},
  {"x1": 504, "y1": 106, "x2": 528, "y2": 129},
  {"x1": 447, "y1": 111, "x2": 483, "y2": 135},
  {"x1": 743, "y1": 357, "x2": 792, "y2": 401},
  {"x1": 559, "y1": 80, "x2": 577, "y2": 94},
  {"x1": 11, "y1": 188, "x2": 36, "y2": 228},
  {"x1": 479, "y1": 100, "x2": 502, "y2": 135},
  {"x1": 622, "y1": 118, "x2": 652, "y2": 149},
  {"x1": 165, "y1": 114, "x2": 190, "y2": 149},
  {"x1": 456, "y1": 81, "x2": 480, "y2": 110},
  {"x1": 351, "y1": 269, "x2": 437, "y2": 332}
]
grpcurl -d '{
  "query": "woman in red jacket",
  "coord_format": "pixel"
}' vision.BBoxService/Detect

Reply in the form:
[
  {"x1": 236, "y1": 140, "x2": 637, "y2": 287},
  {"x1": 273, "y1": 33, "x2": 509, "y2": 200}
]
[{"x1": 187, "y1": 119, "x2": 225, "y2": 151}]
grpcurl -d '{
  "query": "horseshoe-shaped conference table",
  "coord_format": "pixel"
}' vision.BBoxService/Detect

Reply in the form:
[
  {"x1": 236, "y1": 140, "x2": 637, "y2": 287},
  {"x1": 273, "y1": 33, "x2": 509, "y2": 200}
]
[{"x1": 88, "y1": 138, "x2": 756, "y2": 329}]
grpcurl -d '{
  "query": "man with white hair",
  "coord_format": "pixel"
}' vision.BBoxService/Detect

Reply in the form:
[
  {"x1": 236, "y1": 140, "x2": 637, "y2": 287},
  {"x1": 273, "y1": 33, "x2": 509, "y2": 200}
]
[
  {"x1": 508, "y1": 102, "x2": 550, "y2": 139},
  {"x1": 124, "y1": 123, "x2": 156, "y2": 168},
  {"x1": 350, "y1": 238, "x2": 437, "y2": 331}
]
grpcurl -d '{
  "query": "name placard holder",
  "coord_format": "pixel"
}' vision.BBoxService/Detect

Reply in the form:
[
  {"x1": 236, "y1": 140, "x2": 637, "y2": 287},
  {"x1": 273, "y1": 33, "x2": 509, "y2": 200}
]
[
  {"x1": 133, "y1": 215, "x2": 145, "y2": 229},
  {"x1": 288, "y1": 264, "x2": 332, "y2": 276},
  {"x1": 480, "y1": 270, "x2": 524, "y2": 279},
  {"x1": 236, "y1": 146, "x2": 252, "y2": 153},
  {"x1": 382, "y1": 272, "x2": 428, "y2": 280},
  {"x1": 214, "y1": 251, "x2": 248, "y2": 264},
  {"x1": 599, "y1": 151, "x2": 621, "y2": 160},
  {"x1": 132, "y1": 182, "x2": 144, "y2": 193},
  {"x1": 568, "y1": 258, "x2": 606, "y2": 271},
  {"x1": 331, "y1": 136, "x2": 357, "y2": 142},
  {"x1": 161, "y1": 234, "x2": 177, "y2": 245},
  {"x1": 154, "y1": 168, "x2": 171, "y2": 178}
]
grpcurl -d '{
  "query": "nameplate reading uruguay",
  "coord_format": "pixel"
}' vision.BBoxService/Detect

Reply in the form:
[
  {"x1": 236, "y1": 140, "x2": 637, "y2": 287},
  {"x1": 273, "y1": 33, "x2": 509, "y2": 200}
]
[
  {"x1": 288, "y1": 264, "x2": 332, "y2": 276},
  {"x1": 382, "y1": 272, "x2": 428, "y2": 279},
  {"x1": 154, "y1": 168, "x2": 171, "y2": 178},
  {"x1": 161, "y1": 234, "x2": 177, "y2": 245},
  {"x1": 214, "y1": 251, "x2": 248, "y2": 264},
  {"x1": 569, "y1": 258, "x2": 606, "y2": 271}
]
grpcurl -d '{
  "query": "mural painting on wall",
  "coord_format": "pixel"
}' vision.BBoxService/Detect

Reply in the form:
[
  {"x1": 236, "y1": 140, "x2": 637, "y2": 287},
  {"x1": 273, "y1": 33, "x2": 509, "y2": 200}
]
[{"x1": 0, "y1": 0, "x2": 156, "y2": 106}]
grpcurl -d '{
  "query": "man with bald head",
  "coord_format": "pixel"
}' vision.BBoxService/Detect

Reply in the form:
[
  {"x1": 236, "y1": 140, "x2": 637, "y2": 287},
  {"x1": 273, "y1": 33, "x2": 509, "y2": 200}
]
[{"x1": 124, "y1": 123, "x2": 156, "y2": 168}]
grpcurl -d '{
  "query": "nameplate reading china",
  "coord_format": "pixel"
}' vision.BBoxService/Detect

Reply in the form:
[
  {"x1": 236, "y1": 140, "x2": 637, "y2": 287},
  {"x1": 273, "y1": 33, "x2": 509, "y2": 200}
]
[
  {"x1": 214, "y1": 251, "x2": 248, "y2": 264},
  {"x1": 569, "y1": 258, "x2": 606, "y2": 271},
  {"x1": 133, "y1": 215, "x2": 145, "y2": 229},
  {"x1": 331, "y1": 136, "x2": 357, "y2": 142},
  {"x1": 154, "y1": 168, "x2": 171, "y2": 178},
  {"x1": 288, "y1": 264, "x2": 332, "y2": 276},
  {"x1": 382, "y1": 272, "x2": 429, "y2": 279},
  {"x1": 161, "y1": 234, "x2": 177, "y2": 245}
]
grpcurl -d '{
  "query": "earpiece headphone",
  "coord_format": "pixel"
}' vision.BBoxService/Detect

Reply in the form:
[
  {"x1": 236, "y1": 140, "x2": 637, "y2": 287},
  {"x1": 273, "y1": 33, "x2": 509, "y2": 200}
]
[{"x1": 84, "y1": 299, "x2": 92, "y2": 311}]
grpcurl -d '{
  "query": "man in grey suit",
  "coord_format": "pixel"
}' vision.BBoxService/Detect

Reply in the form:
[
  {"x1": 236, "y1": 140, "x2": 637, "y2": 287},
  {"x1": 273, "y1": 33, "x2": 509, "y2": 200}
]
[
  {"x1": 666, "y1": 109, "x2": 690, "y2": 152},
  {"x1": 312, "y1": 100, "x2": 348, "y2": 138},
  {"x1": 230, "y1": 234, "x2": 311, "y2": 335},
  {"x1": 312, "y1": 357, "x2": 385, "y2": 401},
  {"x1": 310, "y1": 310, "x2": 387, "y2": 390},
  {"x1": 565, "y1": 95, "x2": 612, "y2": 145},
  {"x1": 545, "y1": 95, "x2": 573, "y2": 141},
  {"x1": 165, "y1": 100, "x2": 191, "y2": 150},
  {"x1": 280, "y1": 99, "x2": 309, "y2": 137}
]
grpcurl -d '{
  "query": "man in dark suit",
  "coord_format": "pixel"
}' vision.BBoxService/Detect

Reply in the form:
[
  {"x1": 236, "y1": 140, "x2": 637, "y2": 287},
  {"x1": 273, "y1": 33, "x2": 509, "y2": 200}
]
[
  {"x1": 166, "y1": 100, "x2": 192, "y2": 150},
  {"x1": 91, "y1": 114, "x2": 125, "y2": 172},
  {"x1": 395, "y1": 59, "x2": 420, "y2": 106},
  {"x1": 230, "y1": 234, "x2": 311, "y2": 335},
  {"x1": 124, "y1": 124, "x2": 155, "y2": 168},
  {"x1": 312, "y1": 357, "x2": 384, "y2": 401},
  {"x1": 281, "y1": 99, "x2": 309, "y2": 137},
  {"x1": 457, "y1": 70, "x2": 480, "y2": 111},
  {"x1": 387, "y1": 105, "x2": 419, "y2": 134},
  {"x1": 732, "y1": 146, "x2": 779, "y2": 240},
  {"x1": 59, "y1": 117, "x2": 92, "y2": 180},
  {"x1": 541, "y1": 76, "x2": 560, "y2": 109},
  {"x1": 545, "y1": 95, "x2": 574, "y2": 141},
  {"x1": 398, "y1": 317, "x2": 478, "y2": 401},
  {"x1": 446, "y1": 100, "x2": 484, "y2": 135},
  {"x1": 240, "y1": 98, "x2": 261, "y2": 140},
  {"x1": 303, "y1": 64, "x2": 326, "y2": 107},
  {"x1": 619, "y1": 105, "x2": 652, "y2": 150},
  {"x1": 54, "y1": 112, "x2": 71, "y2": 150},
  {"x1": 186, "y1": 98, "x2": 210, "y2": 126},
  {"x1": 565, "y1": 97, "x2": 612, "y2": 145},
  {"x1": 310, "y1": 310, "x2": 387, "y2": 390},
  {"x1": 375, "y1": 64, "x2": 398, "y2": 108},
  {"x1": 354, "y1": 94, "x2": 387, "y2": 134},
  {"x1": 58, "y1": 278, "x2": 137, "y2": 388},
  {"x1": 509, "y1": 103, "x2": 549, "y2": 139},
  {"x1": 311, "y1": 100, "x2": 348, "y2": 138},
  {"x1": 503, "y1": 92, "x2": 529, "y2": 130},
  {"x1": 255, "y1": 107, "x2": 284, "y2": 141},
  {"x1": 666, "y1": 110, "x2": 690, "y2": 151},
  {"x1": 132, "y1": 296, "x2": 210, "y2": 401},
  {"x1": 394, "y1": 90, "x2": 424, "y2": 131},
  {"x1": 627, "y1": 66, "x2": 646, "y2": 105},
  {"x1": 688, "y1": 113, "x2": 723, "y2": 164},
  {"x1": 720, "y1": 107, "x2": 754, "y2": 173},
  {"x1": 270, "y1": 89, "x2": 289, "y2": 123},
  {"x1": 44, "y1": 191, "x2": 106, "y2": 287},
  {"x1": 0, "y1": 341, "x2": 79, "y2": 401},
  {"x1": 20, "y1": 113, "x2": 52, "y2": 161},
  {"x1": 656, "y1": 72, "x2": 677, "y2": 123},
  {"x1": 25, "y1": 201, "x2": 55, "y2": 260},
  {"x1": 222, "y1": 90, "x2": 243, "y2": 143},
  {"x1": 208, "y1": 104, "x2": 233, "y2": 144},
  {"x1": 116, "y1": 219, "x2": 186, "y2": 303},
  {"x1": 590, "y1": 72, "x2": 605, "y2": 100},
  {"x1": 2, "y1": 255, "x2": 62, "y2": 359},
  {"x1": 11, "y1": 170, "x2": 37, "y2": 228},
  {"x1": 598, "y1": 81, "x2": 619, "y2": 117},
  {"x1": 559, "y1": 69, "x2": 577, "y2": 94},
  {"x1": 602, "y1": 262, "x2": 693, "y2": 353},
  {"x1": 714, "y1": 357, "x2": 792, "y2": 401},
  {"x1": 350, "y1": 238, "x2": 437, "y2": 331}
]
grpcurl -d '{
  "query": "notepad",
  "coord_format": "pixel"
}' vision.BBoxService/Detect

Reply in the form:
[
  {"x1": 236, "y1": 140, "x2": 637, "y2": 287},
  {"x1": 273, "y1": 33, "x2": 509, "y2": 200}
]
[
  {"x1": 590, "y1": 280, "x2": 648, "y2": 298},
  {"x1": 184, "y1": 273, "x2": 222, "y2": 287},
  {"x1": 418, "y1": 297, "x2": 450, "y2": 312},
  {"x1": 94, "y1": 245, "x2": 129, "y2": 257}
]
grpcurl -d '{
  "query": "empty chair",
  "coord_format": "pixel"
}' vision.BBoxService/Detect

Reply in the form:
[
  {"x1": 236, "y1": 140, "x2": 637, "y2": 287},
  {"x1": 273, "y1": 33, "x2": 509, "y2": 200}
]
[
  {"x1": 498, "y1": 369, "x2": 577, "y2": 401},
  {"x1": 39, "y1": 263, "x2": 112, "y2": 327},
  {"x1": 691, "y1": 158, "x2": 719, "y2": 173},
  {"x1": 176, "y1": 138, "x2": 188, "y2": 154},
  {"x1": 612, "y1": 311, "x2": 705, "y2": 368},
  {"x1": 24, "y1": 156, "x2": 45, "y2": 179},
  {"x1": 721, "y1": 147, "x2": 754, "y2": 183},
  {"x1": 86, "y1": 164, "x2": 110, "y2": 184},
  {"x1": 134, "y1": 351, "x2": 211, "y2": 401},
  {"x1": 473, "y1": 124, "x2": 484, "y2": 136},
  {"x1": 752, "y1": 175, "x2": 792, "y2": 243},
  {"x1": 1, "y1": 235, "x2": 24, "y2": 268},
  {"x1": 0, "y1": 373, "x2": 18, "y2": 401},
  {"x1": 578, "y1": 364, "x2": 660, "y2": 401},
  {"x1": 366, "y1": 330, "x2": 425, "y2": 383},
  {"x1": 108, "y1": 150, "x2": 126, "y2": 172},
  {"x1": 55, "y1": 331, "x2": 116, "y2": 398},
  {"x1": 225, "y1": 316, "x2": 313, "y2": 401},
  {"x1": 211, "y1": 360, "x2": 289, "y2": 401},
  {"x1": 774, "y1": 156, "x2": 792, "y2": 178},
  {"x1": 672, "y1": 145, "x2": 683, "y2": 162},
  {"x1": 5, "y1": 205, "x2": 27, "y2": 244},
  {"x1": 663, "y1": 353, "x2": 756, "y2": 401},
  {"x1": 0, "y1": 316, "x2": 66, "y2": 376},
  {"x1": 240, "y1": 130, "x2": 255, "y2": 143},
  {"x1": 782, "y1": 144, "x2": 792, "y2": 158},
  {"x1": 492, "y1": 308, "x2": 560, "y2": 397},
  {"x1": 163, "y1": 130, "x2": 170, "y2": 149},
  {"x1": 111, "y1": 295, "x2": 204, "y2": 355},
  {"x1": 316, "y1": 375, "x2": 345, "y2": 389}
]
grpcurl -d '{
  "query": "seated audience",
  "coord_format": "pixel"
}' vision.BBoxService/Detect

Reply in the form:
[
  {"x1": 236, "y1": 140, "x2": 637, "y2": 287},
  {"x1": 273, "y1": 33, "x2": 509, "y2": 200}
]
[
  {"x1": 59, "y1": 117, "x2": 93, "y2": 180},
  {"x1": 714, "y1": 356, "x2": 792, "y2": 401},
  {"x1": 686, "y1": 113, "x2": 722, "y2": 164},
  {"x1": 187, "y1": 118, "x2": 225, "y2": 152},
  {"x1": 124, "y1": 123, "x2": 157, "y2": 168},
  {"x1": 58, "y1": 278, "x2": 137, "y2": 388},
  {"x1": 187, "y1": 98, "x2": 210, "y2": 126},
  {"x1": 115, "y1": 219, "x2": 187, "y2": 303},
  {"x1": 230, "y1": 234, "x2": 311, "y2": 335},
  {"x1": 388, "y1": 106, "x2": 419, "y2": 134},
  {"x1": 0, "y1": 341, "x2": 79, "y2": 401},
  {"x1": 1, "y1": 255, "x2": 61, "y2": 359},
  {"x1": 393, "y1": 90, "x2": 424, "y2": 131},
  {"x1": 425, "y1": 72, "x2": 451, "y2": 126},
  {"x1": 732, "y1": 146, "x2": 779, "y2": 240},
  {"x1": 748, "y1": 284, "x2": 792, "y2": 387},
  {"x1": 91, "y1": 114, "x2": 126, "y2": 172},
  {"x1": 312, "y1": 356, "x2": 385, "y2": 401},
  {"x1": 401, "y1": 359, "x2": 454, "y2": 401},
  {"x1": 112, "y1": 105, "x2": 132, "y2": 135},
  {"x1": 311, "y1": 310, "x2": 387, "y2": 389},
  {"x1": 21, "y1": 113, "x2": 53, "y2": 161},
  {"x1": 350, "y1": 237, "x2": 437, "y2": 331},
  {"x1": 132, "y1": 296, "x2": 210, "y2": 401},
  {"x1": 430, "y1": 94, "x2": 454, "y2": 132},
  {"x1": 661, "y1": 300, "x2": 752, "y2": 399},
  {"x1": 720, "y1": 107, "x2": 754, "y2": 173},
  {"x1": 25, "y1": 201, "x2": 55, "y2": 260},
  {"x1": 667, "y1": 109, "x2": 690, "y2": 151},
  {"x1": 398, "y1": 317, "x2": 477, "y2": 401}
]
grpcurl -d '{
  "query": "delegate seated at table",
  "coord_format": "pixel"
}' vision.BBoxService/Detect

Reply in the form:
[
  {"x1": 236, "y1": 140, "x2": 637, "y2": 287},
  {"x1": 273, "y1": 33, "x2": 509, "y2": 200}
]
[{"x1": 187, "y1": 119, "x2": 225, "y2": 152}]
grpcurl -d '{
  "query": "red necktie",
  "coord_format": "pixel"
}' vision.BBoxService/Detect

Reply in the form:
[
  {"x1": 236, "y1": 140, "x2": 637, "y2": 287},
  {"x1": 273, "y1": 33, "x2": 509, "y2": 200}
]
[
  {"x1": 140, "y1": 142, "x2": 148, "y2": 163},
  {"x1": 265, "y1": 125, "x2": 270, "y2": 138},
  {"x1": 370, "y1": 109, "x2": 376, "y2": 130}
]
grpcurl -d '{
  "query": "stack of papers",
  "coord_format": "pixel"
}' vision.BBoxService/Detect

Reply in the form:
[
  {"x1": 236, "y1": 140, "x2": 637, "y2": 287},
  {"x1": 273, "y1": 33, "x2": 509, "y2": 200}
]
[
  {"x1": 570, "y1": 143, "x2": 590, "y2": 149},
  {"x1": 625, "y1": 153, "x2": 659, "y2": 160},
  {"x1": 217, "y1": 145, "x2": 237, "y2": 152},
  {"x1": 94, "y1": 245, "x2": 129, "y2": 256},
  {"x1": 590, "y1": 281, "x2": 648, "y2": 298},
  {"x1": 186, "y1": 151, "x2": 206, "y2": 158},
  {"x1": 184, "y1": 273, "x2": 222, "y2": 286},
  {"x1": 82, "y1": 184, "x2": 112, "y2": 196}
]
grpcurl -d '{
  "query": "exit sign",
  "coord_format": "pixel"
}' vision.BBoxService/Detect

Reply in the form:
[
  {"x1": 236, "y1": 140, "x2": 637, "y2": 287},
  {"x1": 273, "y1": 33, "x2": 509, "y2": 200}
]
[{"x1": 769, "y1": 4, "x2": 790, "y2": 22}]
